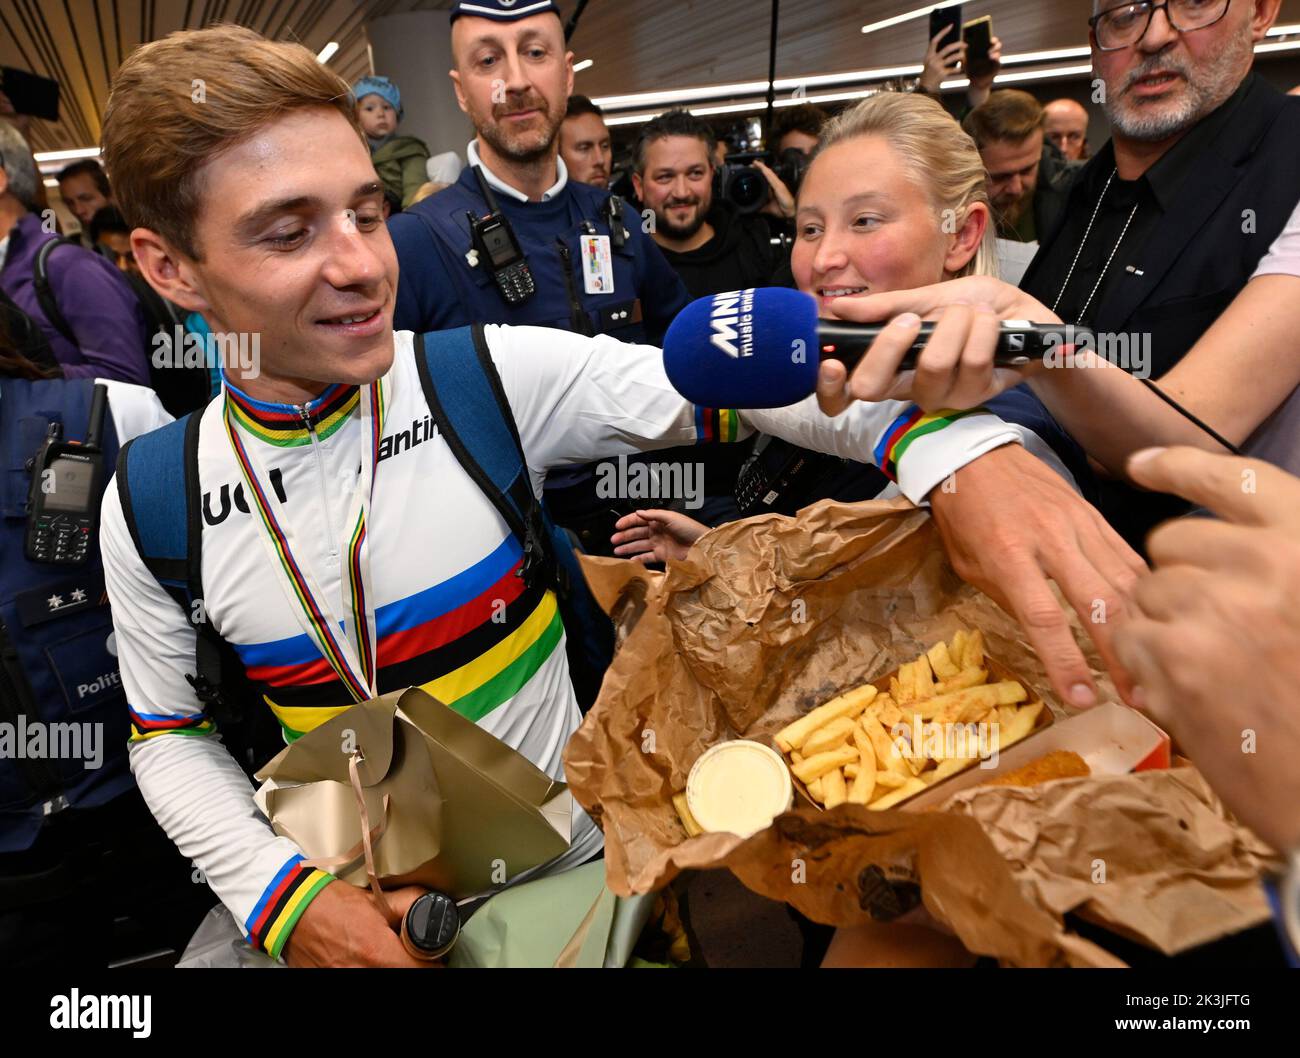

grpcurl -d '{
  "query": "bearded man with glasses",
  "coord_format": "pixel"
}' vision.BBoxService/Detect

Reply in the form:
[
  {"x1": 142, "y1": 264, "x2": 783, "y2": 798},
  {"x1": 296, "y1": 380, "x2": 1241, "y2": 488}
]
[{"x1": 1013, "y1": 0, "x2": 1300, "y2": 548}]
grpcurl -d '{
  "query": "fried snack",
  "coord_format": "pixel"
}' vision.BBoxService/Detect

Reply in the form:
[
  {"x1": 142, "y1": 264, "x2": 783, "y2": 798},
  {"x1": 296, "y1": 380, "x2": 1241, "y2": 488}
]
[
  {"x1": 950, "y1": 629, "x2": 968, "y2": 665},
  {"x1": 980, "y1": 750, "x2": 1090, "y2": 788},
  {"x1": 875, "y1": 695, "x2": 903, "y2": 729},
  {"x1": 868, "y1": 777, "x2": 927, "y2": 810},
  {"x1": 912, "y1": 654, "x2": 936, "y2": 700},
  {"x1": 802, "y1": 716, "x2": 857, "y2": 757},
  {"x1": 791, "y1": 745, "x2": 859, "y2": 783},
  {"x1": 927, "y1": 641, "x2": 960, "y2": 680},
  {"x1": 935, "y1": 668, "x2": 988, "y2": 695},
  {"x1": 921, "y1": 681, "x2": 1027, "y2": 724},
  {"x1": 823, "y1": 766, "x2": 848, "y2": 809},
  {"x1": 848, "y1": 728, "x2": 877, "y2": 805},
  {"x1": 873, "y1": 770, "x2": 908, "y2": 790},
  {"x1": 862, "y1": 716, "x2": 906, "y2": 773},
  {"x1": 673, "y1": 792, "x2": 703, "y2": 837},
  {"x1": 775, "y1": 684, "x2": 879, "y2": 752},
  {"x1": 997, "y1": 701, "x2": 1044, "y2": 749},
  {"x1": 778, "y1": 627, "x2": 1049, "y2": 812},
  {"x1": 926, "y1": 757, "x2": 970, "y2": 784}
]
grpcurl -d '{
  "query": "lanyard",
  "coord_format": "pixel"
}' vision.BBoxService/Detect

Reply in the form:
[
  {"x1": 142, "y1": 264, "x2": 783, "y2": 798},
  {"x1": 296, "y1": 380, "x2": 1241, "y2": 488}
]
[{"x1": 222, "y1": 380, "x2": 387, "y2": 703}]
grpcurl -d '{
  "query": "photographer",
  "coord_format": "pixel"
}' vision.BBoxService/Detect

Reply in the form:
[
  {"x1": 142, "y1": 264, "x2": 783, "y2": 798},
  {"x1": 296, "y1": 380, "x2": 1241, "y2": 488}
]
[
  {"x1": 630, "y1": 109, "x2": 785, "y2": 524},
  {"x1": 633, "y1": 109, "x2": 784, "y2": 299},
  {"x1": 755, "y1": 104, "x2": 828, "y2": 232}
]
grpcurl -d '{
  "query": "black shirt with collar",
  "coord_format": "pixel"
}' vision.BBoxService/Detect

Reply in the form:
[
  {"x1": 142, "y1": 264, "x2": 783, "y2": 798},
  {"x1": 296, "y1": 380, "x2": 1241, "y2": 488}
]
[
  {"x1": 1025, "y1": 76, "x2": 1252, "y2": 334},
  {"x1": 1021, "y1": 73, "x2": 1300, "y2": 547}
]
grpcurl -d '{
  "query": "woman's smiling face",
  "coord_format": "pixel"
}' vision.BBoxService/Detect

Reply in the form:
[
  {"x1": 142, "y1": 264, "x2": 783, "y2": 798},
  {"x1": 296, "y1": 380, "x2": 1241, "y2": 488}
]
[{"x1": 792, "y1": 134, "x2": 962, "y2": 317}]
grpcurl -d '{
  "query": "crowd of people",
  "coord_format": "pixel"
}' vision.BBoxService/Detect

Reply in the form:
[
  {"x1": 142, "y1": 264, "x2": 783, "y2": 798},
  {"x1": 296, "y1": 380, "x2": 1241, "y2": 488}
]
[{"x1": 2, "y1": 0, "x2": 1299, "y2": 969}]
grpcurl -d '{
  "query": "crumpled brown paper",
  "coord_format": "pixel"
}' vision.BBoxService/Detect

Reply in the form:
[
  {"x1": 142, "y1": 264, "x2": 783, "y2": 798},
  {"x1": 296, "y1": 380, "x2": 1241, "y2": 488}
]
[
  {"x1": 941, "y1": 766, "x2": 1280, "y2": 956},
  {"x1": 563, "y1": 498, "x2": 1277, "y2": 966}
]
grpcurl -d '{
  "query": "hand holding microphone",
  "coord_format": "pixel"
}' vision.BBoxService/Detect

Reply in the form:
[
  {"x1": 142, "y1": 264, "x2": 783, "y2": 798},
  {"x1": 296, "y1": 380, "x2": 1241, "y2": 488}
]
[
  {"x1": 661, "y1": 281, "x2": 1073, "y2": 415},
  {"x1": 818, "y1": 275, "x2": 1062, "y2": 414}
]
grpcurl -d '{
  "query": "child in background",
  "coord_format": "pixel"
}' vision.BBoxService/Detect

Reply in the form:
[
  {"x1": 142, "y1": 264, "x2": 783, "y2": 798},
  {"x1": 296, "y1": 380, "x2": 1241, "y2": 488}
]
[{"x1": 352, "y1": 76, "x2": 431, "y2": 210}]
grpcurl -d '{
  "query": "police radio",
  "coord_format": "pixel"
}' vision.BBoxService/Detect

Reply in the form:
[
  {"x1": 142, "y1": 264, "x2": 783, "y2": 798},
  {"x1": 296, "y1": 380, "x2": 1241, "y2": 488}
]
[
  {"x1": 24, "y1": 383, "x2": 107, "y2": 566},
  {"x1": 467, "y1": 166, "x2": 535, "y2": 306}
]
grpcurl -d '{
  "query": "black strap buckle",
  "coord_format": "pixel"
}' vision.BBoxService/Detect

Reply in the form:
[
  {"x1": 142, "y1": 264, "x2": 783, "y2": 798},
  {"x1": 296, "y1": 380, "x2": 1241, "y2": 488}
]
[
  {"x1": 519, "y1": 509, "x2": 567, "y2": 597},
  {"x1": 185, "y1": 671, "x2": 225, "y2": 708}
]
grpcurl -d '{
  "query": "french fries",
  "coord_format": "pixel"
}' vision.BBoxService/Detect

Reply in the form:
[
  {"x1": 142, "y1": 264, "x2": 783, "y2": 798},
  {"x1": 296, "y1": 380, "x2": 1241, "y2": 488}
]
[
  {"x1": 776, "y1": 627, "x2": 1049, "y2": 812},
  {"x1": 791, "y1": 744, "x2": 858, "y2": 784},
  {"x1": 673, "y1": 792, "x2": 703, "y2": 837},
  {"x1": 801, "y1": 716, "x2": 856, "y2": 757},
  {"x1": 775, "y1": 684, "x2": 878, "y2": 752}
]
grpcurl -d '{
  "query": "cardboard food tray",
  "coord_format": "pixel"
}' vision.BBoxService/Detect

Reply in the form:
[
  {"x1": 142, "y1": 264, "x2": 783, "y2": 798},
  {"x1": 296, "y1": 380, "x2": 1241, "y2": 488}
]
[
  {"x1": 907, "y1": 700, "x2": 1171, "y2": 810},
  {"x1": 785, "y1": 654, "x2": 1055, "y2": 811}
]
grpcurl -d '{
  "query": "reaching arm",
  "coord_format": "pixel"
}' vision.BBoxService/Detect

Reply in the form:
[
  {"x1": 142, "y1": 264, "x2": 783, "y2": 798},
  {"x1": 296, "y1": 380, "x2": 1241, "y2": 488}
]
[
  {"x1": 1027, "y1": 274, "x2": 1300, "y2": 475},
  {"x1": 823, "y1": 270, "x2": 1300, "y2": 479},
  {"x1": 485, "y1": 323, "x2": 1071, "y2": 505}
]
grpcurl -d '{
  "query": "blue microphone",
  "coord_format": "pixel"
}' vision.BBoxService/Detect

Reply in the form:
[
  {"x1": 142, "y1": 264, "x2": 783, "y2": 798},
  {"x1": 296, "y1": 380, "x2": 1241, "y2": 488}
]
[
  {"x1": 662, "y1": 288, "x2": 820, "y2": 409},
  {"x1": 663, "y1": 287, "x2": 1075, "y2": 409}
]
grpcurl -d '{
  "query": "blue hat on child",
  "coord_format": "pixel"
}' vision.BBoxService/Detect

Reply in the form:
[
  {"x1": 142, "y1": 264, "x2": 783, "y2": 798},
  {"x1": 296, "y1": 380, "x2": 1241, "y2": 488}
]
[
  {"x1": 449, "y1": 1, "x2": 561, "y2": 24},
  {"x1": 351, "y1": 76, "x2": 403, "y2": 120}
]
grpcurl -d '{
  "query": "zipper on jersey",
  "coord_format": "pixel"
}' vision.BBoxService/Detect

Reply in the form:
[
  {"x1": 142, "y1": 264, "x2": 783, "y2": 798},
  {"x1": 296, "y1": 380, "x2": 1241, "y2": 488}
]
[{"x1": 299, "y1": 404, "x2": 341, "y2": 561}]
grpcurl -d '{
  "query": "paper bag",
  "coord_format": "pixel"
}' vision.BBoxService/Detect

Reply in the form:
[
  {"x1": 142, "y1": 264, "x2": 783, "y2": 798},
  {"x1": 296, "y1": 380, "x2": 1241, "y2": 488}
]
[
  {"x1": 255, "y1": 687, "x2": 572, "y2": 899},
  {"x1": 564, "y1": 498, "x2": 1277, "y2": 964}
]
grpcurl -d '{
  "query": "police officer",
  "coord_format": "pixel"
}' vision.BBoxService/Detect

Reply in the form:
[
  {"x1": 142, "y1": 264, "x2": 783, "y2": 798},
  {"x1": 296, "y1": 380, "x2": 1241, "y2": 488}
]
[
  {"x1": 390, "y1": 0, "x2": 693, "y2": 708},
  {"x1": 390, "y1": 0, "x2": 690, "y2": 348},
  {"x1": 0, "y1": 364, "x2": 211, "y2": 967}
]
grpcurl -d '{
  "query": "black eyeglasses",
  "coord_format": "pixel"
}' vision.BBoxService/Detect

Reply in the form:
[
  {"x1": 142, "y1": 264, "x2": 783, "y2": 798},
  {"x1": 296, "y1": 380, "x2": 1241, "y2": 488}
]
[{"x1": 1089, "y1": 0, "x2": 1232, "y2": 51}]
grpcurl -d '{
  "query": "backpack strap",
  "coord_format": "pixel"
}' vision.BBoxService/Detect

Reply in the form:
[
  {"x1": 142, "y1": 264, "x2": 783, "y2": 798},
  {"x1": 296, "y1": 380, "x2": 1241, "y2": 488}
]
[
  {"x1": 32, "y1": 237, "x2": 80, "y2": 347},
  {"x1": 413, "y1": 325, "x2": 558, "y2": 591},
  {"x1": 116, "y1": 408, "x2": 225, "y2": 707}
]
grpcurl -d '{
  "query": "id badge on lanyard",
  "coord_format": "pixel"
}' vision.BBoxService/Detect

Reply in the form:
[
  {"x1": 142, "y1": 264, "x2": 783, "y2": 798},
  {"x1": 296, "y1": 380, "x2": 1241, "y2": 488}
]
[
  {"x1": 222, "y1": 381, "x2": 387, "y2": 703},
  {"x1": 580, "y1": 234, "x2": 614, "y2": 295}
]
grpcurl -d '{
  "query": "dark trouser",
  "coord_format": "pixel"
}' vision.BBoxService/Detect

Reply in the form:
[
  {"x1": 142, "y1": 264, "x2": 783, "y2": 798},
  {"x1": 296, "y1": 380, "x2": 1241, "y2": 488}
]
[{"x1": 0, "y1": 789, "x2": 215, "y2": 969}]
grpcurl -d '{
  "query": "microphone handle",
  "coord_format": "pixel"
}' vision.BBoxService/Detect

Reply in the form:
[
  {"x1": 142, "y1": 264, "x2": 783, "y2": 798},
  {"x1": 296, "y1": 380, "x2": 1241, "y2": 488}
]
[{"x1": 815, "y1": 321, "x2": 1094, "y2": 372}]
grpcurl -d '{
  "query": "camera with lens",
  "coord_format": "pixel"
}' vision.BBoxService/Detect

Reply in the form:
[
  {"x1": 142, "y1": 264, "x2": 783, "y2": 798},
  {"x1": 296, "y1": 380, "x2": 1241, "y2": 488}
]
[{"x1": 715, "y1": 147, "x2": 810, "y2": 215}]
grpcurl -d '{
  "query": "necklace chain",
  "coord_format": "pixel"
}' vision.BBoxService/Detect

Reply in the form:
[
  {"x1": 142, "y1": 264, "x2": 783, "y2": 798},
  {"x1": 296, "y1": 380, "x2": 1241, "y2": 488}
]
[{"x1": 1051, "y1": 168, "x2": 1140, "y2": 324}]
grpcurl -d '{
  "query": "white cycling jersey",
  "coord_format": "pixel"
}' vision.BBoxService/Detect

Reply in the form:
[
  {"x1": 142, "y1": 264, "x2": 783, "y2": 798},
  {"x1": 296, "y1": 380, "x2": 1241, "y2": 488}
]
[{"x1": 100, "y1": 324, "x2": 1068, "y2": 958}]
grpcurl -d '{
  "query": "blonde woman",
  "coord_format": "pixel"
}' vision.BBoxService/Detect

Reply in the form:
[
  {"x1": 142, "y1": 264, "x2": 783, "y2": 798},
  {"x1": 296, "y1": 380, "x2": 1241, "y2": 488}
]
[{"x1": 615, "y1": 92, "x2": 1143, "y2": 711}]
